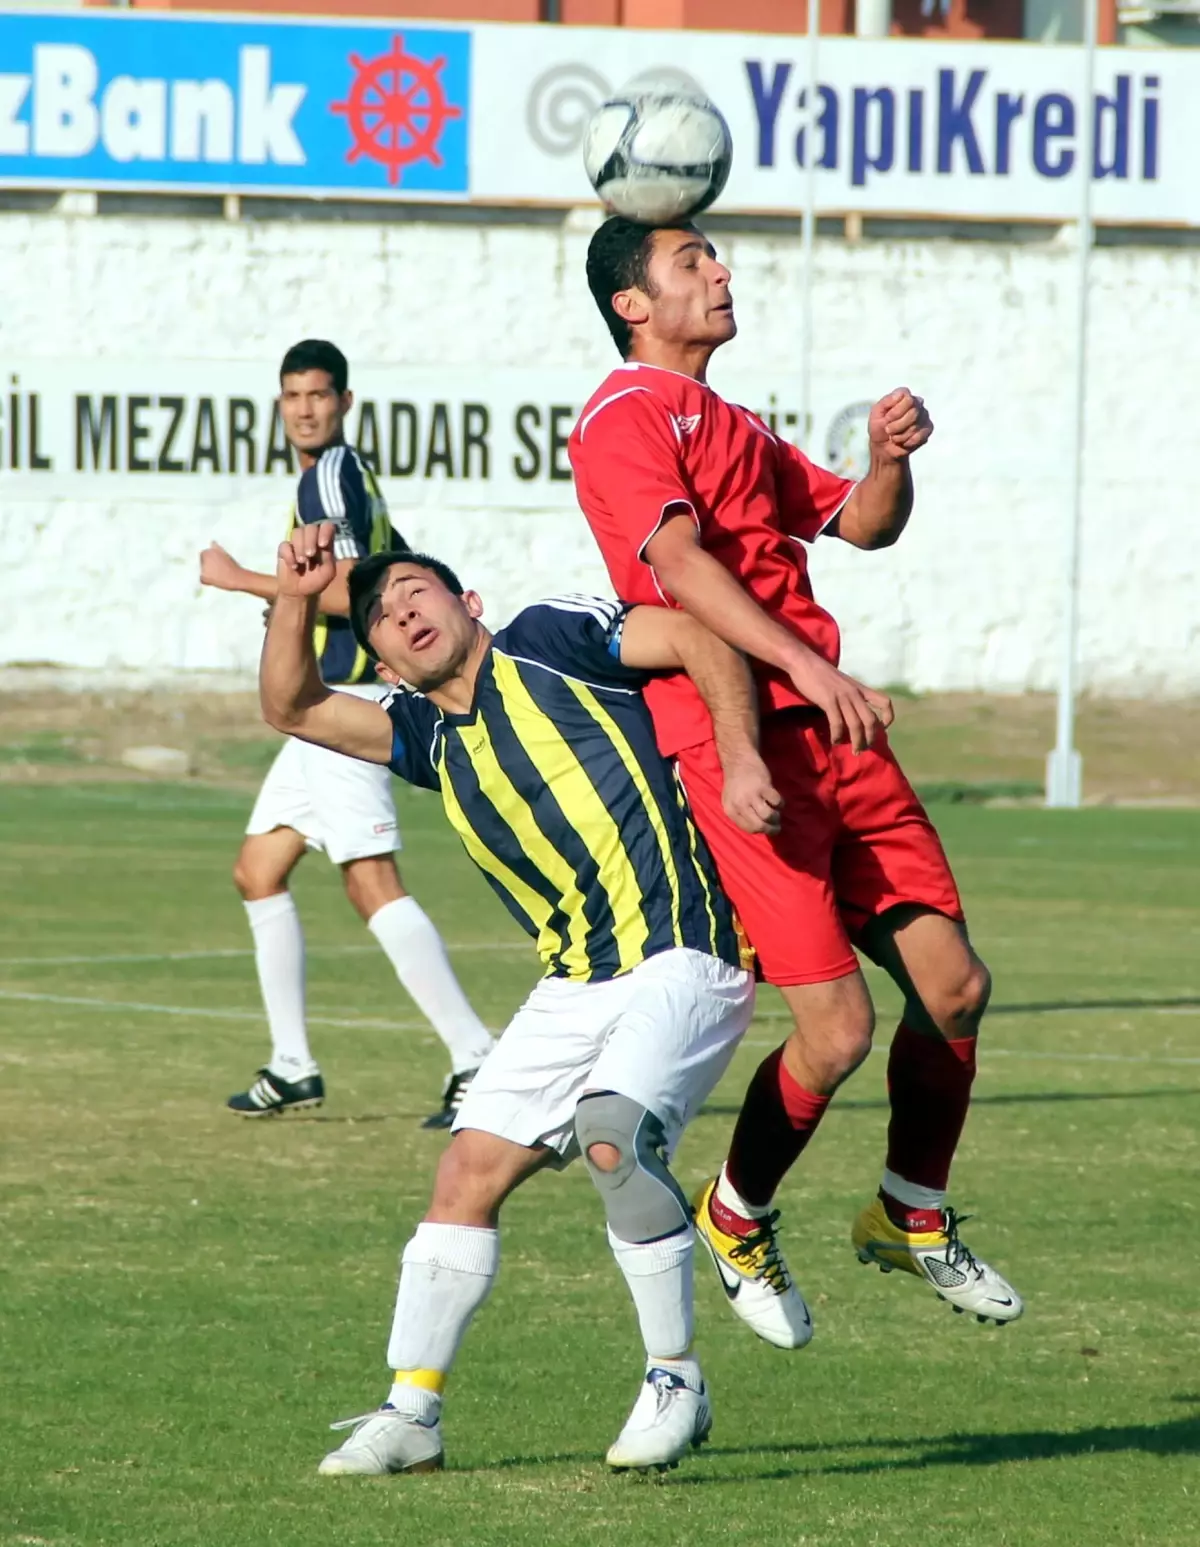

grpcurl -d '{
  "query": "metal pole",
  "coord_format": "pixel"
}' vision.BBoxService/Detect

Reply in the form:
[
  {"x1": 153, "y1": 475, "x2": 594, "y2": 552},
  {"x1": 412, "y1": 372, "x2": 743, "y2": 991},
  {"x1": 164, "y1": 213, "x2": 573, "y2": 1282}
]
[
  {"x1": 1045, "y1": 1, "x2": 1098, "y2": 809},
  {"x1": 798, "y1": 0, "x2": 820, "y2": 453}
]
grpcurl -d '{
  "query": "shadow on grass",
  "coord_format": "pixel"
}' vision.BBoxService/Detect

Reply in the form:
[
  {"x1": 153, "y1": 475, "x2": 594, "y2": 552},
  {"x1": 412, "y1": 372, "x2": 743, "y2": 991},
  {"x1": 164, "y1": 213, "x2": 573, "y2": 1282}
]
[
  {"x1": 686, "y1": 1406, "x2": 1200, "y2": 1482},
  {"x1": 482, "y1": 1403, "x2": 1200, "y2": 1480},
  {"x1": 701, "y1": 1086, "x2": 1200, "y2": 1119}
]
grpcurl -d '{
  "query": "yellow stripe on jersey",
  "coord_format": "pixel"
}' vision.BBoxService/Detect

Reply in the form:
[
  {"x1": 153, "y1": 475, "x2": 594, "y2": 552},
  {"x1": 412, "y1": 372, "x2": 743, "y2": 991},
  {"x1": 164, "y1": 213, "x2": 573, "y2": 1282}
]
[
  {"x1": 490, "y1": 653, "x2": 648, "y2": 977},
  {"x1": 560, "y1": 675, "x2": 685, "y2": 951},
  {"x1": 440, "y1": 724, "x2": 592, "y2": 979},
  {"x1": 671, "y1": 770, "x2": 721, "y2": 953}
]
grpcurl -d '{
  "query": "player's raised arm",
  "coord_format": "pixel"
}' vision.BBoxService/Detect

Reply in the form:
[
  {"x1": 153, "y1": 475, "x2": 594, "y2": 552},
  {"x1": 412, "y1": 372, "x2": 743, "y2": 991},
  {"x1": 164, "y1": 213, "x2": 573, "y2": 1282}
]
[
  {"x1": 618, "y1": 606, "x2": 781, "y2": 837},
  {"x1": 826, "y1": 388, "x2": 932, "y2": 550},
  {"x1": 259, "y1": 521, "x2": 393, "y2": 765}
]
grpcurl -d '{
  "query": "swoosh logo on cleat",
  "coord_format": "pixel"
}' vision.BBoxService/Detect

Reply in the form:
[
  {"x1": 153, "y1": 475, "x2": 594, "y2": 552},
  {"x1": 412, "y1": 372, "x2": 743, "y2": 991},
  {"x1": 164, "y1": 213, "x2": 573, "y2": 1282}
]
[
  {"x1": 989, "y1": 1297, "x2": 1015, "y2": 1308},
  {"x1": 700, "y1": 1236, "x2": 743, "y2": 1299},
  {"x1": 715, "y1": 1264, "x2": 741, "y2": 1301}
]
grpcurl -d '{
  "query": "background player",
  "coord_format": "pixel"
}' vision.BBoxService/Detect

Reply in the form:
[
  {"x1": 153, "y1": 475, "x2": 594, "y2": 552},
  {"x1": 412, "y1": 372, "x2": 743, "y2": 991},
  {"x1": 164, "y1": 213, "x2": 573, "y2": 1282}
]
[
  {"x1": 570, "y1": 218, "x2": 1021, "y2": 1341},
  {"x1": 199, "y1": 339, "x2": 492, "y2": 1125},
  {"x1": 258, "y1": 523, "x2": 775, "y2": 1474}
]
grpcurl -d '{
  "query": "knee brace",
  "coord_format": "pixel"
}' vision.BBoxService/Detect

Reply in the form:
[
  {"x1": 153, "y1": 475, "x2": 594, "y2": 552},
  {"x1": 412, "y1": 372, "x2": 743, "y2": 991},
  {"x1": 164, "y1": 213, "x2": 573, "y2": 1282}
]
[{"x1": 574, "y1": 1091, "x2": 689, "y2": 1244}]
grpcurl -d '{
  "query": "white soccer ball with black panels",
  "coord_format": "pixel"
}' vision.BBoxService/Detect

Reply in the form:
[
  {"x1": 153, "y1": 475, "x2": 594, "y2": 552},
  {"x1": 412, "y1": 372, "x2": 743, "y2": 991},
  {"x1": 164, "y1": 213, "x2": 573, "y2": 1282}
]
[{"x1": 583, "y1": 85, "x2": 732, "y2": 225}]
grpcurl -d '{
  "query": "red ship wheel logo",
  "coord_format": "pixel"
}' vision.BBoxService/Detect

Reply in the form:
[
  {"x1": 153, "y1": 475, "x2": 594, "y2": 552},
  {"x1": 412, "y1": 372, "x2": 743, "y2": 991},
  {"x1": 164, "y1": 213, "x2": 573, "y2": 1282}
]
[{"x1": 332, "y1": 34, "x2": 462, "y2": 187}]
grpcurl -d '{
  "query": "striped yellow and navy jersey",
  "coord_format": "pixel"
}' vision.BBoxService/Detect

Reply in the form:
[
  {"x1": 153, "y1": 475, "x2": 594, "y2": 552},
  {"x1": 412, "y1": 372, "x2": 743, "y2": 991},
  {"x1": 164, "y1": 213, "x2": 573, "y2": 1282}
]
[
  {"x1": 287, "y1": 445, "x2": 404, "y2": 686},
  {"x1": 385, "y1": 596, "x2": 742, "y2": 983}
]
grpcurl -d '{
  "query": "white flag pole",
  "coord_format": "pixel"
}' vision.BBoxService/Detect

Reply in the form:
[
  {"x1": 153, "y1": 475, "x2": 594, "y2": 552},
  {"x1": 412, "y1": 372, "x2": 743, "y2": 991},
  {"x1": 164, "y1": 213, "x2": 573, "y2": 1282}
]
[{"x1": 1046, "y1": 1, "x2": 1099, "y2": 808}]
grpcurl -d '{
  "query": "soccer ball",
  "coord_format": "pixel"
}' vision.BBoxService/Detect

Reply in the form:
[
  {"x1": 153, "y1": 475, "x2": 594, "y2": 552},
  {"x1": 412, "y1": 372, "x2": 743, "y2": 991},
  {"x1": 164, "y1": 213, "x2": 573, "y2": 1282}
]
[{"x1": 583, "y1": 84, "x2": 732, "y2": 225}]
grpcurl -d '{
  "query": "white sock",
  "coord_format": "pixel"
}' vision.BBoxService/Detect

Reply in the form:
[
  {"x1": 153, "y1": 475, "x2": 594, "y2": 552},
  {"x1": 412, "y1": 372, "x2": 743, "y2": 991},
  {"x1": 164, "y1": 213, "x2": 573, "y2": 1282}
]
[
  {"x1": 881, "y1": 1169, "x2": 947, "y2": 1213},
  {"x1": 243, "y1": 894, "x2": 315, "y2": 1077},
  {"x1": 646, "y1": 1352, "x2": 704, "y2": 1391},
  {"x1": 715, "y1": 1163, "x2": 771, "y2": 1221},
  {"x1": 607, "y1": 1225, "x2": 694, "y2": 1361},
  {"x1": 367, "y1": 898, "x2": 494, "y2": 1073},
  {"x1": 385, "y1": 1222, "x2": 499, "y2": 1413}
]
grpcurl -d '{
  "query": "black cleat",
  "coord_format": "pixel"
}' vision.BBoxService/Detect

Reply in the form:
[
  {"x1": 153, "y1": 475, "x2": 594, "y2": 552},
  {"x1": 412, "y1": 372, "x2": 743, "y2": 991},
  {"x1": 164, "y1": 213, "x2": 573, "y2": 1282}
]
[
  {"x1": 420, "y1": 1068, "x2": 479, "y2": 1130},
  {"x1": 226, "y1": 1067, "x2": 325, "y2": 1117}
]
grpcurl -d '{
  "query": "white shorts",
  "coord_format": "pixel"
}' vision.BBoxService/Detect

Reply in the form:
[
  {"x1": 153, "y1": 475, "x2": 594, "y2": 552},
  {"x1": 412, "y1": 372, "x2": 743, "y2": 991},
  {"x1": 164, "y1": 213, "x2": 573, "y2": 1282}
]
[
  {"x1": 454, "y1": 947, "x2": 755, "y2": 1163},
  {"x1": 245, "y1": 684, "x2": 401, "y2": 867}
]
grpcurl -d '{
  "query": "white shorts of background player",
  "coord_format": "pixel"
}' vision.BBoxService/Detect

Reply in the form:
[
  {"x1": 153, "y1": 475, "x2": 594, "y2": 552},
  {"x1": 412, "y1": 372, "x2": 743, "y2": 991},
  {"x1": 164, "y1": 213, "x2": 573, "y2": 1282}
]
[{"x1": 246, "y1": 683, "x2": 400, "y2": 864}]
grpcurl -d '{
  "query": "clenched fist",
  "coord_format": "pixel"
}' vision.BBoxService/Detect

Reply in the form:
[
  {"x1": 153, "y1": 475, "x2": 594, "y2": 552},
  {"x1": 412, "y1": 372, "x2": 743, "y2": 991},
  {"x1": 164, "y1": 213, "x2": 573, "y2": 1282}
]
[{"x1": 869, "y1": 388, "x2": 933, "y2": 461}]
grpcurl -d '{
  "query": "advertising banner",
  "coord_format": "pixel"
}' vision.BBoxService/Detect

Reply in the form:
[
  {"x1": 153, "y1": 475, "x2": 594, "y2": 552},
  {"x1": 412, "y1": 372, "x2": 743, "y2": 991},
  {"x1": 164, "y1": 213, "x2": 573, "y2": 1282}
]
[
  {"x1": 0, "y1": 10, "x2": 1194, "y2": 223},
  {"x1": 0, "y1": 10, "x2": 470, "y2": 197},
  {"x1": 0, "y1": 361, "x2": 873, "y2": 509},
  {"x1": 479, "y1": 30, "x2": 1190, "y2": 224}
]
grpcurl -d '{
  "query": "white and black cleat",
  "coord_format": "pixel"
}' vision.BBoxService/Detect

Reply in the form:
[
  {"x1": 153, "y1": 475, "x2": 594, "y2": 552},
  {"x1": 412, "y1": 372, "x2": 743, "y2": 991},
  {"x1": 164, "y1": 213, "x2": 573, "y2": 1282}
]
[
  {"x1": 606, "y1": 1364, "x2": 711, "y2": 1474},
  {"x1": 226, "y1": 1066, "x2": 324, "y2": 1116}
]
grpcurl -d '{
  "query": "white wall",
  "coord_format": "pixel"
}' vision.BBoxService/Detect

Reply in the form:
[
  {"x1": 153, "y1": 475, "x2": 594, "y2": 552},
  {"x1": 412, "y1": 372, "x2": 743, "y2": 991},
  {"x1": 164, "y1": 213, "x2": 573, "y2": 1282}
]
[{"x1": 1, "y1": 207, "x2": 1197, "y2": 695}]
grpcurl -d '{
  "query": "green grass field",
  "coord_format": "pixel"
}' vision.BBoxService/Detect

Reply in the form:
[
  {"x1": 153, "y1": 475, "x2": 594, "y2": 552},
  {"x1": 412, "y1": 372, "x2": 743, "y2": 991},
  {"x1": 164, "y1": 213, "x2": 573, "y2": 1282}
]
[{"x1": 1, "y1": 783, "x2": 1197, "y2": 1547}]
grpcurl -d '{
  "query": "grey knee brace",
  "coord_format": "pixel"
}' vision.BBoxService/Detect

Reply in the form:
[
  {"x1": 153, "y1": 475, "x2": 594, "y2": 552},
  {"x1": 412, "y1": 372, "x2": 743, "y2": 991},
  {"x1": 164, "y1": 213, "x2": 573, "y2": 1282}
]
[{"x1": 574, "y1": 1091, "x2": 690, "y2": 1243}]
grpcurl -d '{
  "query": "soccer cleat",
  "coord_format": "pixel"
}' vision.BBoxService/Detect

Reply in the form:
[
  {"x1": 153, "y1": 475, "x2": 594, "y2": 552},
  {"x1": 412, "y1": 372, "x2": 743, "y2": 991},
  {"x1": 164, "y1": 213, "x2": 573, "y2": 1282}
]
[
  {"x1": 851, "y1": 1196, "x2": 1024, "y2": 1325},
  {"x1": 692, "y1": 1179, "x2": 813, "y2": 1350},
  {"x1": 226, "y1": 1067, "x2": 325, "y2": 1117},
  {"x1": 606, "y1": 1365, "x2": 712, "y2": 1473},
  {"x1": 421, "y1": 1067, "x2": 479, "y2": 1131},
  {"x1": 318, "y1": 1406, "x2": 444, "y2": 1476}
]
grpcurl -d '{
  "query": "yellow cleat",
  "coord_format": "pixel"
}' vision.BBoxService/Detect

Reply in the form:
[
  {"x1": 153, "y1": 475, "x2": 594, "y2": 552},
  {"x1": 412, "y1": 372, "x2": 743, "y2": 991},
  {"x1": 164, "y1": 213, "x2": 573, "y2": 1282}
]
[
  {"x1": 851, "y1": 1195, "x2": 1024, "y2": 1325},
  {"x1": 692, "y1": 1179, "x2": 813, "y2": 1350}
]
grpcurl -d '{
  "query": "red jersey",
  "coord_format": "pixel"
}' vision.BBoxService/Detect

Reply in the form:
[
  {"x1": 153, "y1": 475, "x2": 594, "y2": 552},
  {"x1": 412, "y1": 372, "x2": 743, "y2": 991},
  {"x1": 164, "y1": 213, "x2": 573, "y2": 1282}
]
[{"x1": 569, "y1": 363, "x2": 855, "y2": 756}]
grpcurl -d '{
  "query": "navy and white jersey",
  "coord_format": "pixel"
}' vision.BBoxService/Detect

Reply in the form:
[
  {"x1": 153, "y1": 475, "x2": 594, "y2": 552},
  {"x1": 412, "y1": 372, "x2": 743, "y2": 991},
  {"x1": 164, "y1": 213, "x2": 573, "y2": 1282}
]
[
  {"x1": 384, "y1": 597, "x2": 743, "y2": 984},
  {"x1": 287, "y1": 445, "x2": 403, "y2": 685}
]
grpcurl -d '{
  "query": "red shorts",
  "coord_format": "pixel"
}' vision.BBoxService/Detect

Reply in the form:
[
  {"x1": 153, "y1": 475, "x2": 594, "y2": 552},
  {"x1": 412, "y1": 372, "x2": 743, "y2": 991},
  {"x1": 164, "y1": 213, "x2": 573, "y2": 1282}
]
[{"x1": 676, "y1": 713, "x2": 964, "y2": 987}]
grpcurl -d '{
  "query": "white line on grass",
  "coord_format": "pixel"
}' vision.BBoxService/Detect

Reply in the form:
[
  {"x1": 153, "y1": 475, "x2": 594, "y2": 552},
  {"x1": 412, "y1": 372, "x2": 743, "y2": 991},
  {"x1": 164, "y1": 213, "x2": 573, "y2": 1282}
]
[
  {"x1": 0, "y1": 943, "x2": 528, "y2": 967},
  {"x1": 0, "y1": 989, "x2": 426, "y2": 1032},
  {"x1": 2, "y1": 989, "x2": 1198, "y2": 1067}
]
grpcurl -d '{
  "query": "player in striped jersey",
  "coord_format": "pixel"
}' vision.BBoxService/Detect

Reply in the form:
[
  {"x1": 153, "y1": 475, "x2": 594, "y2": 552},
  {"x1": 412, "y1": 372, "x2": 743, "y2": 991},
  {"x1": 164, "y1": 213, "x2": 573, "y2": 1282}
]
[
  {"x1": 259, "y1": 521, "x2": 781, "y2": 1474},
  {"x1": 199, "y1": 340, "x2": 492, "y2": 1125}
]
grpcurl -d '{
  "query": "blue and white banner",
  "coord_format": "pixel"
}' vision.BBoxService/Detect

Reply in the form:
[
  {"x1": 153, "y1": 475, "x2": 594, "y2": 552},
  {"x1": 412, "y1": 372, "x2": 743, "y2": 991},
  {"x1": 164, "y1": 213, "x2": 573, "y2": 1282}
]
[
  {"x1": 0, "y1": 10, "x2": 469, "y2": 197},
  {"x1": 476, "y1": 30, "x2": 1194, "y2": 226},
  {"x1": 0, "y1": 10, "x2": 1197, "y2": 223}
]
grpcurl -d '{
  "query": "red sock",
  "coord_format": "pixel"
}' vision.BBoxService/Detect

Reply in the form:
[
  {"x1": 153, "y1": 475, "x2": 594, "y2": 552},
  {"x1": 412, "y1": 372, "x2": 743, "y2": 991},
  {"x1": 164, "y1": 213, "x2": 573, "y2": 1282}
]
[
  {"x1": 884, "y1": 1022, "x2": 977, "y2": 1202},
  {"x1": 724, "y1": 1048, "x2": 831, "y2": 1211}
]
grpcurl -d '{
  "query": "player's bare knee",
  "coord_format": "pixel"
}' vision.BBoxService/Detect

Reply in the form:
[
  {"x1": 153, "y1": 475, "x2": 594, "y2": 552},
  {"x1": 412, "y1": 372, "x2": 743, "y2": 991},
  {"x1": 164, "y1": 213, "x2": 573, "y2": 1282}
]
[
  {"x1": 586, "y1": 1141, "x2": 623, "y2": 1173},
  {"x1": 575, "y1": 1092, "x2": 689, "y2": 1244},
  {"x1": 232, "y1": 855, "x2": 281, "y2": 902},
  {"x1": 428, "y1": 1138, "x2": 499, "y2": 1221},
  {"x1": 925, "y1": 957, "x2": 992, "y2": 1037}
]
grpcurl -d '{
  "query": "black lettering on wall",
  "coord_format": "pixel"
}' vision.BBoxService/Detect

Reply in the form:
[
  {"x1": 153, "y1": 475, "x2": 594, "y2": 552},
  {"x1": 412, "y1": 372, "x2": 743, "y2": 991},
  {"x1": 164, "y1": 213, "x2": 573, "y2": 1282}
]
[
  {"x1": 462, "y1": 403, "x2": 490, "y2": 480},
  {"x1": 549, "y1": 405, "x2": 574, "y2": 482},
  {"x1": 29, "y1": 393, "x2": 51, "y2": 471},
  {"x1": 76, "y1": 395, "x2": 118, "y2": 472},
  {"x1": 424, "y1": 403, "x2": 454, "y2": 478},
  {"x1": 127, "y1": 396, "x2": 152, "y2": 473},
  {"x1": 191, "y1": 397, "x2": 221, "y2": 473},
  {"x1": 390, "y1": 402, "x2": 417, "y2": 477},
  {"x1": 512, "y1": 404, "x2": 541, "y2": 481},
  {"x1": 357, "y1": 401, "x2": 380, "y2": 473},
  {"x1": 228, "y1": 398, "x2": 257, "y2": 475},
  {"x1": 8, "y1": 386, "x2": 20, "y2": 471},
  {"x1": 158, "y1": 397, "x2": 186, "y2": 473},
  {"x1": 264, "y1": 400, "x2": 295, "y2": 475}
]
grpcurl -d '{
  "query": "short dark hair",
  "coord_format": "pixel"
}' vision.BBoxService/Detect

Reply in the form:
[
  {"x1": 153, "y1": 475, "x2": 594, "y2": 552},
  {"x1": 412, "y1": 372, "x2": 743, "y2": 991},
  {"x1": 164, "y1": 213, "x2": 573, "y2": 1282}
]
[
  {"x1": 586, "y1": 215, "x2": 694, "y2": 357},
  {"x1": 279, "y1": 339, "x2": 349, "y2": 394},
  {"x1": 348, "y1": 550, "x2": 466, "y2": 660}
]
